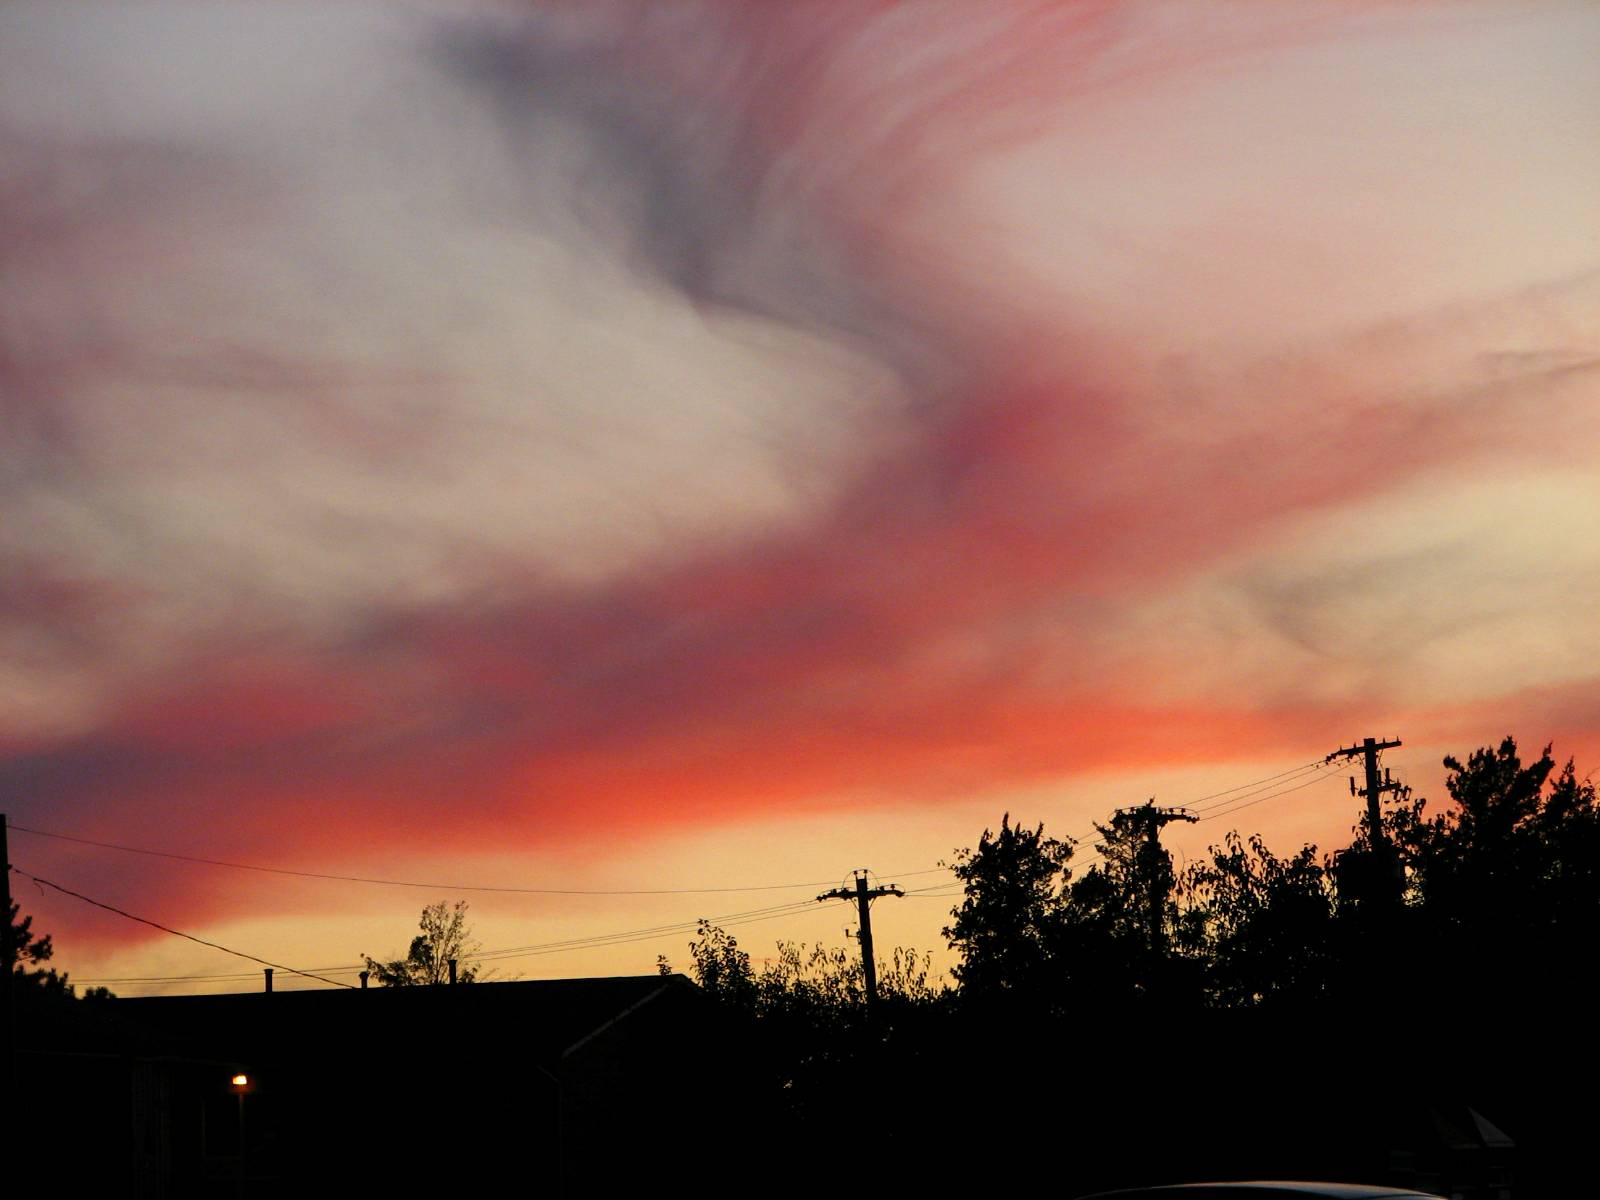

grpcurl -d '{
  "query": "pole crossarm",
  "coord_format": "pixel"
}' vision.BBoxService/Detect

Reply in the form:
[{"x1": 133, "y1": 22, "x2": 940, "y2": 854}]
[
  {"x1": 1112, "y1": 800, "x2": 1199, "y2": 828},
  {"x1": 815, "y1": 884, "x2": 905, "y2": 904},
  {"x1": 1324, "y1": 737, "x2": 1402, "y2": 765}
]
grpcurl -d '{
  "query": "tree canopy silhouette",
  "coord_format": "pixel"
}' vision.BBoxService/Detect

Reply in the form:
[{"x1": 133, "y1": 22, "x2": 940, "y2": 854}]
[
  {"x1": 665, "y1": 917, "x2": 937, "y2": 1020},
  {"x1": 363, "y1": 900, "x2": 482, "y2": 985},
  {"x1": 1178, "y1": 831, "x2": 1335, "y2": 1008},
  {"x1": 928, "y1": 735, "x2": 1600, "y2": 1022},
  {"x1": 1389, "y1": 736, "x2": 1599, "y2": 1012},
  {"x1": 1399, "y1": 736, "x2": 1598, "y2": 920},
  {"x1": 942, "y1": 813, "x2": 1073, "y2": 999},
  {"x1": 659, "y1": 736, "x2": 1599, "y2": 1194},
  {"x1": 1059, "y1": 805, "x2": 1209, "y2": 1007},
  {"x1": 7, "y1": 898, "x2": 113, "y2": 1002}
]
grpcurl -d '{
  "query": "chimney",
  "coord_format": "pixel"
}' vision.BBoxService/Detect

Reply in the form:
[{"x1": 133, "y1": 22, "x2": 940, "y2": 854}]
[
  {"x1": 448, "y1": 958, "x2": 457, "y2": 985},
  {"x1": 263, "y1": 968, "x2": 273, "y2": 993}
]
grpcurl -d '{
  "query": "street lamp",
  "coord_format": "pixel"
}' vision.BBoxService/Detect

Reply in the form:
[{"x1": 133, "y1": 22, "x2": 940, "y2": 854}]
[{"x1": 229, "y1": 1070, "x2": 253, "y2": 1199}]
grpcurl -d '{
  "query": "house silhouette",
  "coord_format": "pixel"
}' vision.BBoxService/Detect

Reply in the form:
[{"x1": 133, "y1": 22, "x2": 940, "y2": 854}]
[{"x1": 21, "y1": 974, "x2": 744, "y2": 1196}]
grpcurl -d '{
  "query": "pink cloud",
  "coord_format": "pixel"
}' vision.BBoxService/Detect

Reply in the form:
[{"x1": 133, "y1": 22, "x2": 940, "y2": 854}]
[{"x1": 5, "y1": 2, "x2": 1598, "y2": 957}]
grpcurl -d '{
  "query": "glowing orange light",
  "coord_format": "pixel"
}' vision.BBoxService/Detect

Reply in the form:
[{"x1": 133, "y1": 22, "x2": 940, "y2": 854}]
[{"x1": 231, "y1": 1073, "x2": 249, "y2": 1088}]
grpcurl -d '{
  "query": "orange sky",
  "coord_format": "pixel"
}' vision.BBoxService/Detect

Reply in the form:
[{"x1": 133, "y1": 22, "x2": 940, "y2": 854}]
[{"x1": 3, "y1": 0, "x2": 1598, "y2": 993}]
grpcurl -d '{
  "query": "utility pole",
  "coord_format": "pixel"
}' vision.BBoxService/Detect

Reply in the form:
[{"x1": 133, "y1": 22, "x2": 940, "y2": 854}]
[
  {"x1": 1325, "y1": 737, "x2": 1403, "y2": 853},
  {"x1": 1325, "y1": 736, "x2": 1404, "y2": 905},
  {"x1": 1112, "y1": 801, "x2": 1197, "y2": 952},
  {"x1": 817, "y1": 870, "x2": 903, "y2": 1018}
]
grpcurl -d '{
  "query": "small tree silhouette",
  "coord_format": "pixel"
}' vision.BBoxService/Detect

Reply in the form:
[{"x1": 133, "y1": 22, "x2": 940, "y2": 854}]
[
  {"x1": 942, "y1": 813, "x2": 1073, "y2": 996},
  {"x1": 364, "y1": 900, "x2": 482, "y2": 985},
  {"x1": 7, "y1": 899, "x2": 114, "y2": 1001}
]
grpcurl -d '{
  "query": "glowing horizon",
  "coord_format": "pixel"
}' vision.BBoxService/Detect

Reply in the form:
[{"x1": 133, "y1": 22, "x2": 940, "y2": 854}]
[{"x1": 3, "y1": 0, "x2": 1597, "y2": 993}]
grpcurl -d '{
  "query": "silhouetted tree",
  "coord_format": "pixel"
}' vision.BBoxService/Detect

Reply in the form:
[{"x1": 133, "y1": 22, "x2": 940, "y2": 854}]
[
  {"x1": 1052, "y1": 808, "x2": 1208, "y2": 1008},
  {"x1": 364, "y1": 900, "x2": 481, "y2": 985},
  {"x1": 1392, "y1": 736, "x2": 1599, "y2": 1011},
  {"x1": 758, "y1": 940, "x2": 936, "y2": 1022},
  {"x1": 1400, "y1": 737, "x2": 1597, "y2": 917},
  {"x1": 680, "y1": 918, "x2": 757, "y2": 1009},
  {"x1": 666, "y1": 920, "x2": 938, "y2": 1021},
  {"x1": 941, "y1": 809, "x2": 1214, "y2": 1009},
  {"x1": 1178, "y1": 832, "x2": 1335, "y2": 1007},
  {"x1": 9, "y1": 896, "x2": 54, "y2": 971},
  {"x1": 942, "y1": 813, "x2": 1073, "y2": 998},
  {"x1": 662, "y1": 921, "x2": 943, "y2": 1134},
  {"x1": 7, "y1": 898, "x2": 113, "y2": 1001}
]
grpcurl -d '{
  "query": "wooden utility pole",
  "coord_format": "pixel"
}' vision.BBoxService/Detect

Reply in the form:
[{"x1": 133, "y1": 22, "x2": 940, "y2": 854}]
[
  {"x1": 1326, "y1": 736, "x2": 1405, "y2": 905},
  {"x1": 1326, "y1": 737, "x2": 1403, "y2": 852},
  {"x1": 817, "y1": 870, "x2": 903, "y2": 1018},
  {"x1": 1112, "y1": 801, "x2": 1197, "y2": 952}
]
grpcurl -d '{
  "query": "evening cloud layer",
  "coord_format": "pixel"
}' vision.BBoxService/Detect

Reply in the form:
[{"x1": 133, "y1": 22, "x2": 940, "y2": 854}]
[{"x1": 3, "y1": 1, "x2": 1597, "y2": 946}]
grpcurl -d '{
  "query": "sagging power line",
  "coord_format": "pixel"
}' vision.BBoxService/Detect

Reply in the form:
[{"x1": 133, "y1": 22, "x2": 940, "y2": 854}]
[
  {"x1": 9, "y1": 759, "x2": 1331, "y2": 900},
  {"x1": 21, "y1": 755, "x2": 1353, "y2": 992},
  {"x1": 64, "y1": 891, "x2": 834, "y2": 990},
  {"x1": 11, "y1": 864, "x2": 357, "y2": 989},
  {"x1": 7, "y1": 823, "x2": 844, "y2": 896}
]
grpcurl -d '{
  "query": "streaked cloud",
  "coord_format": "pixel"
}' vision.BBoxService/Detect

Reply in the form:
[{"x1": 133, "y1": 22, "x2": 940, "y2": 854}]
[{"x1": 3, "y1": 1, "x2": 1597, "y2": 963}]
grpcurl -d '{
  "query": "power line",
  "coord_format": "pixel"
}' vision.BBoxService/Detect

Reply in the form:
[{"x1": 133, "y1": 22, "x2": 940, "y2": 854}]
[
  {"x1": 69, "y1": 896, "x2": 833, "y2": 988},
  {"x1": 21, "y1": 755, "x2": 1352, "y2": 991},
  {"x1": 8, "y1": 823, "x2": 839, "y2": 896},
  {"x1": 10, "y1": 757, "x2": 1334, "y2": 906},
  {"x1": 899, "y1": 754, "x2": 1335, "y2": 887},
  {"x1": 895, "y1": 759, "x2": 1332, "y2": 891},
  {"x1": 1182, "y1": 765, "x2": 1328, "y2": 819},
  {"x1": 1192, "y1": 762, "x2": 1341, "y2": 823},
  {"x1": 9, "y1": 865, "x2": 357, "y2": 989},
  {"x1": 79, "y1": 968, "x2": 358, "y2": 986},
  {"x1": 1180, "y1": 757, "x2": 1327, "y2": 811},
  {"x1": 898, "y1": 765, "x2": 1341, "y2": 902},
  {"x1": 58, "y1": 763, "x2": 1347, "y2": 990},
  {"x1": 478, "y1": 901, "x2": 834, "y2": 966},
  {"x1": 471, "y1": 898, "x2": 822, "y2": 962}
]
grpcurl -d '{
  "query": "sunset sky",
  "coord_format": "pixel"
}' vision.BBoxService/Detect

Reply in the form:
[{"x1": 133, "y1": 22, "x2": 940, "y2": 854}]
[{"x1": 4, "y1": 0, "x2": 1598, "y2": 994}]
